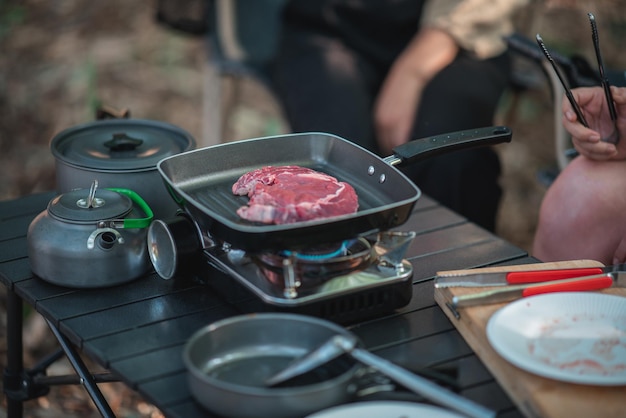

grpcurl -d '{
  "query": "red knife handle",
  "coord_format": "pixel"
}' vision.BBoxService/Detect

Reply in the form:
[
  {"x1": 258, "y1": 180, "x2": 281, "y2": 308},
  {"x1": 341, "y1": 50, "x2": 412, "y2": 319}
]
[
  {"x1": 506, "y1": 267, "x2": 604, "y2": 284},
  {"x1": 521, "y1": 276, "x2": 613, "y2": 297}
]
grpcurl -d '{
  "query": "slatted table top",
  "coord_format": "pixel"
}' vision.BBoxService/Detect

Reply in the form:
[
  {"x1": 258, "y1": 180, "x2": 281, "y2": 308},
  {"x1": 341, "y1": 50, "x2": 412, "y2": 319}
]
[{"x1": 0, "y1": 192, "x2": 532, "y2": 418}]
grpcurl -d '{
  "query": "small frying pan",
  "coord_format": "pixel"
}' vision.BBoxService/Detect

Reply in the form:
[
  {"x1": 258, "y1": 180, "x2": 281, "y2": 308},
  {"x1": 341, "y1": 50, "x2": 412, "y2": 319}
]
[{"x1": 157, "y1": 126, "x2": 511, "y2": 251}]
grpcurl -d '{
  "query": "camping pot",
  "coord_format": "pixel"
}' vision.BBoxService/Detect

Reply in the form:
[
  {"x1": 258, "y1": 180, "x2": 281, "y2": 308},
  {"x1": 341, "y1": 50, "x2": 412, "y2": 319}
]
[
  {"x1": 27, "y1": 182, "x2": 154, "y2": 288},
  {"x1": 184, "y1": 313, "x2": 361, "y2": 418},
  {"x1": 50, "y1": 118, "x2": 195, "y2": 219}
]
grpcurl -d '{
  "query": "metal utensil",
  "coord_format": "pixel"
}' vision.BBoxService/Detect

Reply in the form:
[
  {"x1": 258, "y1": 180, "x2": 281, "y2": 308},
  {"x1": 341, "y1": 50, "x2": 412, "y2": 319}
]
[
  {"x1": 266, "y1": 334, "x2": 496, "y2": 418},
  {"x1": 436, "y1": 262, "x2": 626, "y2": 288},
  {"x1": 588, "y1": 12, "x2": 619, "y2": 144},
  {"x1": 536, "y1": 34, "x2": 589, "y2": 128},
  {"x1": 450, "y1": 273, "x2": 617, "y2": 309},
  {"x1": 434, "y1": 266, "x2": 605, "y2": 288}
]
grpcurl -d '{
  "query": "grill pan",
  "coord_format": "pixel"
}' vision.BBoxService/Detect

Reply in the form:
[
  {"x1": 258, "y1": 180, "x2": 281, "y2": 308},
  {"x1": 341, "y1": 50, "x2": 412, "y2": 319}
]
[{"x1": 157, "y1": 127, "x2": 511, "y2": 251}]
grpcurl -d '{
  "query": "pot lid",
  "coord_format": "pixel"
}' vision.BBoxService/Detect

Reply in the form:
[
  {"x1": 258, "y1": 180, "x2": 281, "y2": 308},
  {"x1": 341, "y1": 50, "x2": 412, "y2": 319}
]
[
  {"x1": 51, "y1": 119, "x2": 196, "y2": 171},
  {"x1": 48, "y1": 188, "x2": 133, "y2": 223}
]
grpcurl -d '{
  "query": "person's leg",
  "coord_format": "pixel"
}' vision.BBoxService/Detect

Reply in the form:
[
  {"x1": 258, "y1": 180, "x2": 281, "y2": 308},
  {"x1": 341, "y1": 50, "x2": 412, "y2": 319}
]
[
  {"x1": 533, "y1": 156, "x2": 626, "y2": 265},
  {"x1": 270, "y1": 28, "x2": 382, "y2": 153},
  {"x1": 400, "y1": 52, "x2": 511, "y2": 231}
]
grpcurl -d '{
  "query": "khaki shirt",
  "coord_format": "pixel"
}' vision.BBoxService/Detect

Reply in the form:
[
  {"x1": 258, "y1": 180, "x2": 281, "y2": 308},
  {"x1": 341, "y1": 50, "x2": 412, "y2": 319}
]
[{"x1": 422, "y1": 0, "x2": 530, "y2": 58}]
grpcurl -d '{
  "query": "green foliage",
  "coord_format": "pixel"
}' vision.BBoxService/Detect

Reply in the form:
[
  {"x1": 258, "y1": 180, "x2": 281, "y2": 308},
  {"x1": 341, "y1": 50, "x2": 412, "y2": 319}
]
[{"x1": 0, "y1": 2, "x2": 25, "y2": 40}]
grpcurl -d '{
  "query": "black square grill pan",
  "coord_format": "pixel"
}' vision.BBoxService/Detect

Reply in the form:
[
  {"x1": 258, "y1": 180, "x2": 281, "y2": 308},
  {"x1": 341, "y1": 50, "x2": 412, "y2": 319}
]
[{"x1": 157, "y1": 127, "x2": 511, "y2": 251}]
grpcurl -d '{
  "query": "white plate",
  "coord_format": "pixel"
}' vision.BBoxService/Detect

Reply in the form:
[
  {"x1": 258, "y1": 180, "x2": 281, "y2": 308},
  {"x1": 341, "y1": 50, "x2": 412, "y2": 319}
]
[
  {"x1": 486, "y1": 292, "x2": 626, "y2": 385},
  {"x1": 306, "y1": 401, "x2": 465, "y2": 418}
]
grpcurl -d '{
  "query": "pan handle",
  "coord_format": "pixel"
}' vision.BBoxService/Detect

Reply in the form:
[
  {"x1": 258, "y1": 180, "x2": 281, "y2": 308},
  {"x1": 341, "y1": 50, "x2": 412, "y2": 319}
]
[{"x1": 383, "y1": 126, "x2": 512, "y2": 166}]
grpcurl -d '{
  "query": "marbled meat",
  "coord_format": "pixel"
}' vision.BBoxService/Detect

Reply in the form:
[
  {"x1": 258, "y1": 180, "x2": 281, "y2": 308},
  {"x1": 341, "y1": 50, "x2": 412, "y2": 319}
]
[{"x1": 232, "y1": 165, "x2": 359, "y2": 224}]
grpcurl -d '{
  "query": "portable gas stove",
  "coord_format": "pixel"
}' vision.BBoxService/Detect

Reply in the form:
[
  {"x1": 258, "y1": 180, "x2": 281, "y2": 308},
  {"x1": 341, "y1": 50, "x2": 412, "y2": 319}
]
[
  {"x1": 147, "y1": 129, "x2": 513, "y2": 322},
  {"x1": 148, "y1": 217, "x2": 415, "y2": 323}
]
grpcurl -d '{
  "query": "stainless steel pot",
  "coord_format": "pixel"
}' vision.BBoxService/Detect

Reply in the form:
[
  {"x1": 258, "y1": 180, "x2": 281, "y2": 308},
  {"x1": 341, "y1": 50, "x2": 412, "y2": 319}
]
[
  {"x1": 51, "y1": 118, "x2": 195, "y2": 219},
  {"x1": 27, "y1": 182, "x2": 154, "y2": 288},
  {"x1": 184, "y1": 313, "x2": 361, "y2": 418}
]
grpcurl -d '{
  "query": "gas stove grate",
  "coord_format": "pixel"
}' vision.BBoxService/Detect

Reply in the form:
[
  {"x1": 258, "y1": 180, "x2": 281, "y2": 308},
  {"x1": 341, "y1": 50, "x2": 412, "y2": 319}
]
[{"x1": 198, "y1": 250, "x2": 413, "y2": 324}]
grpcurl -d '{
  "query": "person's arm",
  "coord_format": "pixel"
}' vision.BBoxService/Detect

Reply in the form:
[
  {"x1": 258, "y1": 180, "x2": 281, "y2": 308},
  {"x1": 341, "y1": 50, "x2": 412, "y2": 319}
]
[
  {"x1": 373, "y1": 0, "x2": 529, "y2": 155},
  {"x1": 563, "y1": 86, "x2": 626, "y2": 161},
  {"x1": 374, "y1": 27, "x2": 457, "y2": 155}
]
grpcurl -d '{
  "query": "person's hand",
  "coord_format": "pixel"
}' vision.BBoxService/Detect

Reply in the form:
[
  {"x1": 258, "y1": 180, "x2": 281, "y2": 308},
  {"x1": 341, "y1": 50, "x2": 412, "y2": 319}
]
[
  {"x1": 373, "y1": 27, "x2": 458, "y2": 156},
  {"x1": 563, "y1": 86, "x2": 626, "y2": 160}
]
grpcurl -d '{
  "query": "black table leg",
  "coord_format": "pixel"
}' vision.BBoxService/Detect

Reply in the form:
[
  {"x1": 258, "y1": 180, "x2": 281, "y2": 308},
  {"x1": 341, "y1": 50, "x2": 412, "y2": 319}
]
[
  {"x1": 45, "y1": 319, "x2": 116, "y2": 418},
  {"x1": 3, "y1": 288, "x2": 116, "y2": 418},
  {"x1": 4, "y1": 289, "x2": 24, "y2": 418}
]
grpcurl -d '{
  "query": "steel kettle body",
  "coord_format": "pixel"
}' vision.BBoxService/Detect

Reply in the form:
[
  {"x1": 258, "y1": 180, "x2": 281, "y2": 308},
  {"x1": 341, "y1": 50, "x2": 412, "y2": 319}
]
[{"x1": 27, "y1": 184, "x2": 153, "y2": 288}]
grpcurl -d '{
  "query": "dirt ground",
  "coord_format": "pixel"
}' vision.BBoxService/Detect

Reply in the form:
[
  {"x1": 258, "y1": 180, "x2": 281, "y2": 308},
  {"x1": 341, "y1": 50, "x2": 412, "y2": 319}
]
[{"x1": 0, "y1": 1, "x2": 625, "y2": 417}]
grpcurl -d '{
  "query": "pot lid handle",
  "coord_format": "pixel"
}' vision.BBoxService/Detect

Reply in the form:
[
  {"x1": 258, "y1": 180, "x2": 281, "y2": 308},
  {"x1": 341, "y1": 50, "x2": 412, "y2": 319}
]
[
  {"x1": 77, "y1": 180, "x2": 104, "y2": 209},
  {"x1": 106, "y1": 188, "x2": 154, "y2": 229},
  {"x1": 103, "y1": 132, "x2": 144, "y2": 152}
]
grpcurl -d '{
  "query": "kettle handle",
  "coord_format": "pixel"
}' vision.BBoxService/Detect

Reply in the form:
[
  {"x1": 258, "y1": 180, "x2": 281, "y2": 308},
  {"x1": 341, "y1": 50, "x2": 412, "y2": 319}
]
[{"x1": 106, "y1": 188, "x2": 154, "y2": 229}]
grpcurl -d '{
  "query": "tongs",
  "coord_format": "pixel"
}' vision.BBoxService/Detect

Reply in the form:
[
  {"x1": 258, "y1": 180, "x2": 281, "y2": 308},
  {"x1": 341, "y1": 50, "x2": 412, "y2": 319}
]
[
  {"x1": 536, "y1": 33, "x2": 589, "y2": 128},
  {"x1": 589, "y1": 12, "x2": 618, "y2": 143},
  {"x1": 536, "y1": 12, "x2": 619, "y2": 144}
]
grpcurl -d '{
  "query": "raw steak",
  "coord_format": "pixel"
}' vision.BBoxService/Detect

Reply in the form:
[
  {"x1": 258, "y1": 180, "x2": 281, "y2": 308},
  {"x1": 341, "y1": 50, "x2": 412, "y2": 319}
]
[{"x1": 232, "y1": 165, "x2": 359, "y2": 224}]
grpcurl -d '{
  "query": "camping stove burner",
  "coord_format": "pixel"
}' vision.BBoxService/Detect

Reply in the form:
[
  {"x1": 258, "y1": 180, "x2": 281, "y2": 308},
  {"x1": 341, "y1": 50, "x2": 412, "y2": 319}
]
[
  {"x1": 203, "y1": 231, "x2": 417, "y2": 304},
  {"x1": 254, "y1": 238, "x2": 373, "y2": 293},
  {"x1": 279, "y1": 239, "x2": 365, "y2": 261},
  {"x1": 147, "y1": 216, "x2": 416, "y2": 322}
]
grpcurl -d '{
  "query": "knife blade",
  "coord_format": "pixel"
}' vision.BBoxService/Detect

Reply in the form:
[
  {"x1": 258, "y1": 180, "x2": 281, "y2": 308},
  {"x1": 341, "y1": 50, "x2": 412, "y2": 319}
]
[
  {"x1": 434, "y1": 266, "x2": 606, "y2": 288},
  {"x1": 450, "y1": 273, "x2": 621, "y2": 309}
]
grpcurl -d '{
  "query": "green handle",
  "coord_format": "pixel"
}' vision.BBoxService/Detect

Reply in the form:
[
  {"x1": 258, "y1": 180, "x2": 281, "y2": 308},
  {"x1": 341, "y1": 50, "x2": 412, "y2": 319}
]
[{"x1": 106, "y1": 188, "x2": 154, "y2": 229}]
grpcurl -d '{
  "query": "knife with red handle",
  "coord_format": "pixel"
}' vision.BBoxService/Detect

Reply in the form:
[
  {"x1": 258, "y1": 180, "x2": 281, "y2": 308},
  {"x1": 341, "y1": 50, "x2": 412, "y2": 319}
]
[
  {"x1": 451, "y1": 274, "x2": 614, "y2": 309},
  {"x1": 435, "y1": 267, "x2": 605, "y2": 288},
  {"x1": 521, "y1": 274, "x2": 613, "y2": 296},
  {"x1": 507, "y1": 267, "x2": 605, "y2": 284}
]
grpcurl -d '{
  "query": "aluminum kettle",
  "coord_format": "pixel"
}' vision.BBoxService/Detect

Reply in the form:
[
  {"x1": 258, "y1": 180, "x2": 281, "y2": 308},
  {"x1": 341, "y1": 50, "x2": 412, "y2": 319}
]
[{"x1": 27, "y1": 181, "x2": 154, "y2": 288}]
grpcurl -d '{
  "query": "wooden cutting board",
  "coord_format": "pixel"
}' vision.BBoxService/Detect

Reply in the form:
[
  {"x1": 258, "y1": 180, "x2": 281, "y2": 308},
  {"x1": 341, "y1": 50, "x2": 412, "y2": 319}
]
[{"x1": 434, "y1": 260, "x2": 626, "y2": 418}]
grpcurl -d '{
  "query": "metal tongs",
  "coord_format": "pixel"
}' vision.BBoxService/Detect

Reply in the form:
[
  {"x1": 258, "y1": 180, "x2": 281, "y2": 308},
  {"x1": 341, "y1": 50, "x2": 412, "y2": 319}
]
[
  {"x1": 266, "y1": 334, "x2": 496, "y2": 418},
  {"x1": 589, "y1": 12, "x2": 618, "y2": 143},
  {"x1": 536, "y1": 12, "x2": 619, "y2": 144}
]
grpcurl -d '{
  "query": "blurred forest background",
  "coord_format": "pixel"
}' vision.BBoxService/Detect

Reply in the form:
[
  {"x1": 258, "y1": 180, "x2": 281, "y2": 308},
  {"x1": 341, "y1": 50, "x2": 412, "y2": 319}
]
[{"x1": 1, "y1": 0, "x2": 625, "y2": 416}]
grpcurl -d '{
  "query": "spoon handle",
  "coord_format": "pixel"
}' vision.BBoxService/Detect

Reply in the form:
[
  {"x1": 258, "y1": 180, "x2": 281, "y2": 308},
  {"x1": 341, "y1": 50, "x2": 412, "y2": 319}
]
[{"x1": 350, "y1": 348, "x2": 496, "y2": 418}]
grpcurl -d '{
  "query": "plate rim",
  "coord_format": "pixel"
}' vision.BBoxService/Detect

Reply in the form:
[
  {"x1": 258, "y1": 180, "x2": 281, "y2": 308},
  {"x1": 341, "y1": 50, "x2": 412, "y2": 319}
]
[
  {"x1": 486, "y1": 292, "x2": 626, "y2": 386},
  {"x1": 305, "y1": 400, "x2": 466, "y2": 418}
]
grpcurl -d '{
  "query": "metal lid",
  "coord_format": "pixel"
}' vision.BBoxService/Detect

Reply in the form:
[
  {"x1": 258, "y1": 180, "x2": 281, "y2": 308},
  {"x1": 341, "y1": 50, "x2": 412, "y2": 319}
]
[
  {"x1": 50, "y1": 119, "x2": 196, "y2": 172},
  {"x1": 48, "y1": 188, "x2": 133, "y2": 223}
]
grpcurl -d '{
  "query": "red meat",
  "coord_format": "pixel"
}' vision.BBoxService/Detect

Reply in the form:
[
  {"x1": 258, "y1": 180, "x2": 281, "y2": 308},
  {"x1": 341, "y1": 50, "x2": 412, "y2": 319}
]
[{"x1": 232, "y1": 166, "x2": 359, "y2": 224}]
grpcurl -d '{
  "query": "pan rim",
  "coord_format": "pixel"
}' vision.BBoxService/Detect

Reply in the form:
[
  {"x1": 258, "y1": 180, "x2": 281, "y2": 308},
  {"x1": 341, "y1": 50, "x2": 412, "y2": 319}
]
[{"x1": 183, "y1": 313, "x2": 361, "y2": 396}]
